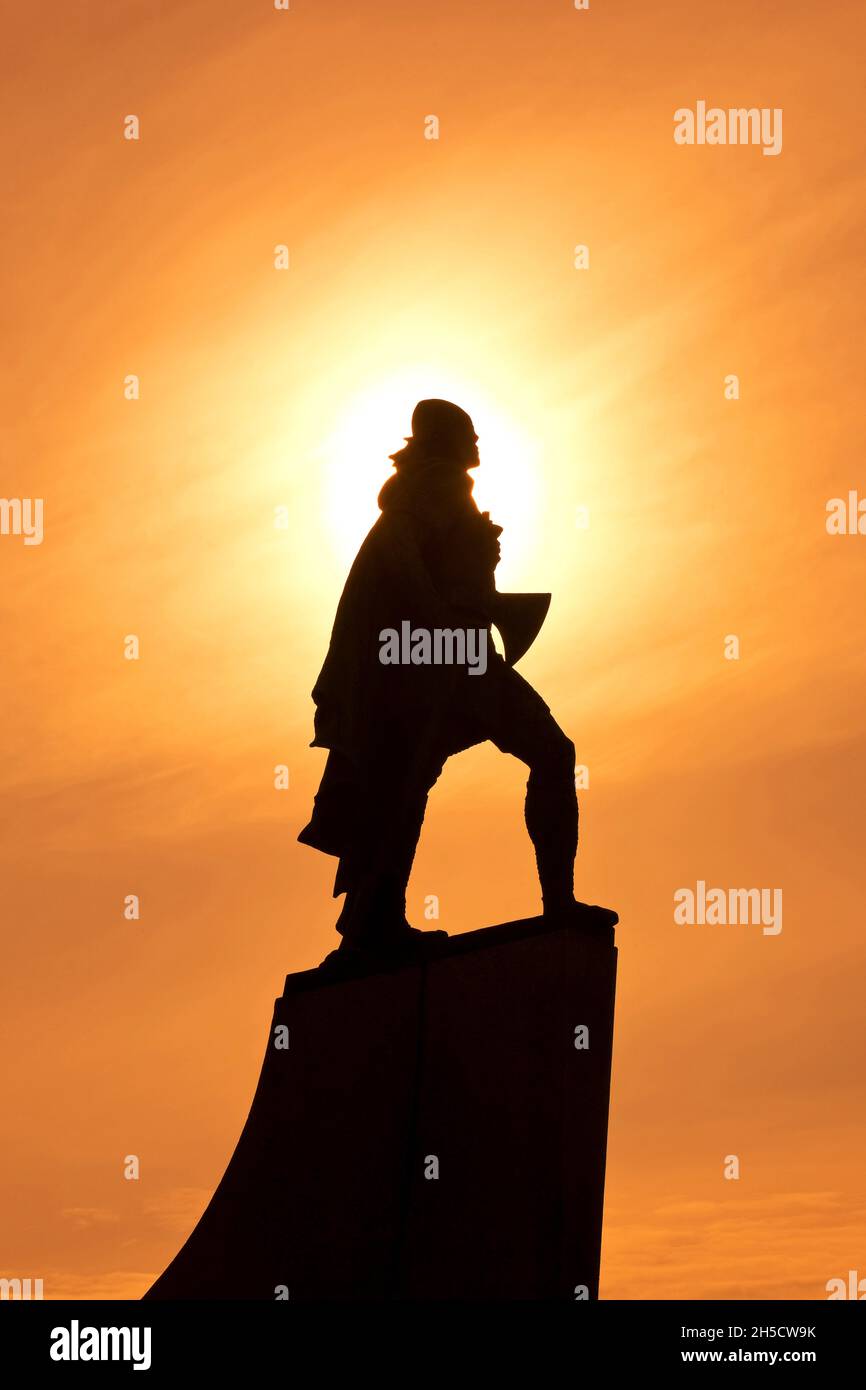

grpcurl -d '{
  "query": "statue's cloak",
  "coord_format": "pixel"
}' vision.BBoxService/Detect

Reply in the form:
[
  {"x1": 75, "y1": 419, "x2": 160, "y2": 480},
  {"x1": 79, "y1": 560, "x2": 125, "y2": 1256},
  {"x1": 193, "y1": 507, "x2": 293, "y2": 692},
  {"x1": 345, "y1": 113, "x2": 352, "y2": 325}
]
[{"x1": 298, "y1": 457, "x2": 496, "y2": 879}]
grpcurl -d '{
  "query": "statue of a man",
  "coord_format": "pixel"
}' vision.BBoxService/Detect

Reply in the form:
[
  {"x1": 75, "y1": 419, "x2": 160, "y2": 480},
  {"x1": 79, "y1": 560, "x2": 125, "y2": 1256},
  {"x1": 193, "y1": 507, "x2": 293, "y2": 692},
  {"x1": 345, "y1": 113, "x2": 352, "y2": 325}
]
[{"x1": 299, "y1": 398, "x2": 599, "y2": 957}]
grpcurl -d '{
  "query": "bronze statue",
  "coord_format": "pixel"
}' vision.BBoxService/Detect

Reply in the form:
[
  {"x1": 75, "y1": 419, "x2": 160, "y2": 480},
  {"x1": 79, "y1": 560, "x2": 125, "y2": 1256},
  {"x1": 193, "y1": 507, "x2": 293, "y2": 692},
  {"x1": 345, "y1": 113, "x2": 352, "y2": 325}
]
[{"x1": 299, "y1": 399, "x2": 610, "y2": 958}]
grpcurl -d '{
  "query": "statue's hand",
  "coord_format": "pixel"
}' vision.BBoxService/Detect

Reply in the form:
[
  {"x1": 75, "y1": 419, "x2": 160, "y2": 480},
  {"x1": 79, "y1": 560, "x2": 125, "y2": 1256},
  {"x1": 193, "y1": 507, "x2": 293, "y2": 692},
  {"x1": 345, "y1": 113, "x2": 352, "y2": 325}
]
[{"x1": 479, "y1": 515, "x2": 502, "y2": 569}]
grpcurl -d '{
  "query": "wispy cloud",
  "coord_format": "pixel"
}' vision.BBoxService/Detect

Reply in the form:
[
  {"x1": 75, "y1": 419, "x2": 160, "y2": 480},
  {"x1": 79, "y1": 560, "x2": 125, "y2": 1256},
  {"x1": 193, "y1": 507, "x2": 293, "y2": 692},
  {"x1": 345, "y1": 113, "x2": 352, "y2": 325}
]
[{"x1": 602, "y1": 1192, "x2": 866, "y2": 1300}]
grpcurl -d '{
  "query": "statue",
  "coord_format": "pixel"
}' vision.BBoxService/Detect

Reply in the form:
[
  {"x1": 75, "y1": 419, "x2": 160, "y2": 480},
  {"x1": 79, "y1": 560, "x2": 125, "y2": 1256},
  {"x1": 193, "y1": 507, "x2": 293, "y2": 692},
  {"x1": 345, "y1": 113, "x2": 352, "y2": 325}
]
[{"x1": 299, "y1": 398, "x2": 612, "y2": 959}]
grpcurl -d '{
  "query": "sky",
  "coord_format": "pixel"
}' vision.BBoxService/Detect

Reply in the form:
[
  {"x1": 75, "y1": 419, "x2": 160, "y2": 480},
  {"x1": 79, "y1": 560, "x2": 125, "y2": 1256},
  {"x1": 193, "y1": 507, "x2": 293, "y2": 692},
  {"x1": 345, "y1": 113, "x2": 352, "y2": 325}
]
[{"x1": 1, "y1": 0, "x2": 864, "y2": 1300}]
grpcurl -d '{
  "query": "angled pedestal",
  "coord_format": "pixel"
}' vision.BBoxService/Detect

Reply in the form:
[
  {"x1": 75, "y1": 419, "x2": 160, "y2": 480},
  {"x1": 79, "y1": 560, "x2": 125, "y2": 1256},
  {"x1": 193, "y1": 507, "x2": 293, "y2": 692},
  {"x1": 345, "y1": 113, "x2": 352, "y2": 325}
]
[{"x1": 145, "y1": 912, "x2": 618, "y2": 1301}]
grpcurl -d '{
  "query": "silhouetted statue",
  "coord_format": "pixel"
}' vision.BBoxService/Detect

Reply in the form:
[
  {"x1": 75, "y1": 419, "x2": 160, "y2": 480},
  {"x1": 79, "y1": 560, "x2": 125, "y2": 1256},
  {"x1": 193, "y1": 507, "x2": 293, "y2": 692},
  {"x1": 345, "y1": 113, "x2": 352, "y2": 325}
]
[{"x1": 299, "y1": 399, "x2": 602, "y2": 957}]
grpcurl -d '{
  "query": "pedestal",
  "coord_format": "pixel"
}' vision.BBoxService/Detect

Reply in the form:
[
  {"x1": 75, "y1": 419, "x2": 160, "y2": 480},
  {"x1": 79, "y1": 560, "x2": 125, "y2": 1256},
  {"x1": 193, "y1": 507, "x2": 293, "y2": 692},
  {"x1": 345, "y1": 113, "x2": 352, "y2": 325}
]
[{"x1": 145, "y1": 910, "x2": 618, "y2": 1301}]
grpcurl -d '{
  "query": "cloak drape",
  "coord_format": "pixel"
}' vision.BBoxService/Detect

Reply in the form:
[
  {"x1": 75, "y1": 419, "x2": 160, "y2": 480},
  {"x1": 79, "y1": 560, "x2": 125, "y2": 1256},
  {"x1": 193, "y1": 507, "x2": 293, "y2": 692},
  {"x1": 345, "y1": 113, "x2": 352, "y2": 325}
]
[{"x1": 298, "y1": 456, "x2": 498, "y2": 878}]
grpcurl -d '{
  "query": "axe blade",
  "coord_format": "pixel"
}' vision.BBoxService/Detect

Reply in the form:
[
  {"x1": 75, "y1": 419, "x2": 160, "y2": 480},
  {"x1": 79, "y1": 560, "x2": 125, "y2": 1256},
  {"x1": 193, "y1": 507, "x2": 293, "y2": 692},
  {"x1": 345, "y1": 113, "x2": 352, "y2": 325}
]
[{"x1": 489, "y1": 591, "x2": 551, "y2": 666}]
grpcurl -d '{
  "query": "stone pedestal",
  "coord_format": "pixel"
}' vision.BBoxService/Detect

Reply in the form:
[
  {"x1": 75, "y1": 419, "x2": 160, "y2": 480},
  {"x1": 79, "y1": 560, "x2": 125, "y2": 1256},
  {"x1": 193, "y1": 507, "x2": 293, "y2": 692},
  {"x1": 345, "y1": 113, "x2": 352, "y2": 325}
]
[{"x1": 145, "y1": 910, "x2": 618, "y2": 1301}]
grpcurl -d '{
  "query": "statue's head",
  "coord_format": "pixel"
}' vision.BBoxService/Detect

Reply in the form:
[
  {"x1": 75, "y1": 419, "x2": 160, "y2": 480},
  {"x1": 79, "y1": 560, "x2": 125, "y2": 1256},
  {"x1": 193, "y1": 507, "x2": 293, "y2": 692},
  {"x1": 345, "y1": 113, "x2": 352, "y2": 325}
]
[{"x1": 390, "y1": 399, "x2": 479, "y2": 471}]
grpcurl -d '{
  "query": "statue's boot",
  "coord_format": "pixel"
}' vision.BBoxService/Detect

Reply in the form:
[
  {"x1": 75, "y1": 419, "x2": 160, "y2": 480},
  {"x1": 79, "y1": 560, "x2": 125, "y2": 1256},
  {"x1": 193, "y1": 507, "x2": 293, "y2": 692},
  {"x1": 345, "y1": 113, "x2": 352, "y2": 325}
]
[
  {"x1": 336, "y1": 872, "x2": 446, "y2": 957},
  {"x1": 542, "y1": 896, "x2": 618, "y2": 929},
  {"x1": 528, "y1": 795, "x2": 613, "y2": 929}
]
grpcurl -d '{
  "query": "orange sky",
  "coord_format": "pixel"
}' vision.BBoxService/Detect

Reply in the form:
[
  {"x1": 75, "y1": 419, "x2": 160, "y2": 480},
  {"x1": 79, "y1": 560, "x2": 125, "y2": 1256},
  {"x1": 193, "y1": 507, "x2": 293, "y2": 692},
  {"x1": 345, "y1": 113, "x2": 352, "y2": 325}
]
[{"x1": 2, "y1": 0, "x2": 864, "y2": 1300}]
